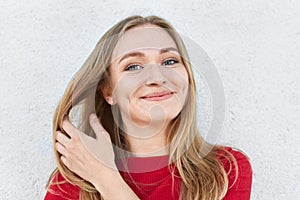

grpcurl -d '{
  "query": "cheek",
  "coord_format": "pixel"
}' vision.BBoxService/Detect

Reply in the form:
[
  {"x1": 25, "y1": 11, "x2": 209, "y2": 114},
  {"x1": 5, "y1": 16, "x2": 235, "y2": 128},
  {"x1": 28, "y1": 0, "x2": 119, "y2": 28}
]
[
  {"x1": 167, "y1": 67, "x2": 189, "y2": 90},
  {"x1": 170, "y1": 67, "x2": 189, "y2": 105},
  {"x1": 178, "y1": 67, "x2": 189, "y2": 84},
  {"x1": 111, "y1": 75, "x2": 142, "y2": 103}
]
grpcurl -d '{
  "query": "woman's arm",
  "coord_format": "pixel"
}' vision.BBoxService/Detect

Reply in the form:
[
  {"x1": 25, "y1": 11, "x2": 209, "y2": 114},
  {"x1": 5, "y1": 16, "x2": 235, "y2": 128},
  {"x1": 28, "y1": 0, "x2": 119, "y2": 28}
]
[
  {"x1": 92, "y1": 169, "x2": 139, "y2": 200},
  {"x1": 55, "y1": 114, "x2": 140, "y2": 200},
  {"x1": 222, "y1": 147, "x2": 253, "y2": 200},
  {"x1": 45, "y1": 172, "x2": 80, "y2": 200}
]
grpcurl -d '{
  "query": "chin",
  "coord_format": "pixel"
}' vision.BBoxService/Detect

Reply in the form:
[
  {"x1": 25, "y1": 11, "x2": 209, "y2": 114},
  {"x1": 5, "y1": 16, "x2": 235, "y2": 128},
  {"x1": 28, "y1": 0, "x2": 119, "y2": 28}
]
[{"x1": 135, "y1": 111, "x2": 180, "y2": 124}]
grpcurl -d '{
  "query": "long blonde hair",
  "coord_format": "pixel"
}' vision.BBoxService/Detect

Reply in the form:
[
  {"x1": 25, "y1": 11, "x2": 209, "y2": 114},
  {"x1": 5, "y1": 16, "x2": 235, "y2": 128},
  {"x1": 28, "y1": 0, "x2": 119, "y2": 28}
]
[{"x1": 47, "y1": 15, "x2": 237, "y2": 200}]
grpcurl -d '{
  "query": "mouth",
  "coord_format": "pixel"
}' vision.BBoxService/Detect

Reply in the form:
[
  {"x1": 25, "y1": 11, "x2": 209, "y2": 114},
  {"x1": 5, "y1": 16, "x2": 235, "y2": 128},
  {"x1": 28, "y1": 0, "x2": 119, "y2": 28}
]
[{"x1": 141, "y1": 91, "x2": 174, "y2": 101}]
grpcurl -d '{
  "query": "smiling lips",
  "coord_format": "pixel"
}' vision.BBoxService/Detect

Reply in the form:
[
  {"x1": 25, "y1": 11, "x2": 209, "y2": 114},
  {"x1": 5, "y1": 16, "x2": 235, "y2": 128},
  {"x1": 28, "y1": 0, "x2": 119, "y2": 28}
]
[{"x1": 141, "y1": 91, "x2": 174, "y2": 101}]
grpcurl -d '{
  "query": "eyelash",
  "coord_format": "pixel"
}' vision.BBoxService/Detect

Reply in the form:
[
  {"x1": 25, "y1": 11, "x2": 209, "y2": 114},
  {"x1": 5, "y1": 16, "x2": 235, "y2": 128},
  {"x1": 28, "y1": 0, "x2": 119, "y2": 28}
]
[
  {"x1": 162, "y1": 58, "x2": 179, "y2": 66},
  {"x1": 125, "y1": 63, "x2": 143, "y2": 71},
  {"x1": 124, "y1": 58, "x2": 179, "y2": 71}
]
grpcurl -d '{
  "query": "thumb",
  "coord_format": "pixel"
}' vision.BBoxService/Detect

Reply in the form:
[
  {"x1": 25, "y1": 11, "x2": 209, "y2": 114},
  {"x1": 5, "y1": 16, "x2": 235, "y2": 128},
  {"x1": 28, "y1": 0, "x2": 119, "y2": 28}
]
[{"x1": 89, "y1": 113, "x2": 111, "y2": 142}]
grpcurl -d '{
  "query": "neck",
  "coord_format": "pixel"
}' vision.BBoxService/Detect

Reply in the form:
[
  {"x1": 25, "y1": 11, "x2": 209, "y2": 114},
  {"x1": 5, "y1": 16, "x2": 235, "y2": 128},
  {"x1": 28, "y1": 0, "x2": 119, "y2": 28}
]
[
  {"x1": 121, "y1": 118, "x2": 169, "y2": 157},
  {"x1": 127, "y1": 131, "x2": 168, "y2": 157}
]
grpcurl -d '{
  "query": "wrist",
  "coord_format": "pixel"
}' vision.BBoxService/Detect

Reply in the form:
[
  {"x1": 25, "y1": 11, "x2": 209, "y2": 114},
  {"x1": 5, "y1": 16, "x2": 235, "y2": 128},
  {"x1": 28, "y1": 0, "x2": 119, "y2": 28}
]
[
  {"x1": 93, "y1": 169, "x2": 139, "y2": 199},
  {"x1": 90, "y1": 165, "x2": 118, "y2": 187}
]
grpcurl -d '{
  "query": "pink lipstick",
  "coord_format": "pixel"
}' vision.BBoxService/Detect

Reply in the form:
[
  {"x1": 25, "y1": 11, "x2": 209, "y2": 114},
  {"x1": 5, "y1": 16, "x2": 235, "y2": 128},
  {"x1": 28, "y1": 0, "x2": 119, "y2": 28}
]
[{"x1": 142, "y1": 91, "x2": 174, "y2": 101}]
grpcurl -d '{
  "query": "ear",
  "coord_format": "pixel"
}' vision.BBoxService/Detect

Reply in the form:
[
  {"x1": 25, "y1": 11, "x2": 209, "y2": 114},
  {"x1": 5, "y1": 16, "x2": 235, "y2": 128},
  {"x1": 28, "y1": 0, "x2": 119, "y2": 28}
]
[{"x1": 101, "y1": 85, "x2": 115, "y2": 105}]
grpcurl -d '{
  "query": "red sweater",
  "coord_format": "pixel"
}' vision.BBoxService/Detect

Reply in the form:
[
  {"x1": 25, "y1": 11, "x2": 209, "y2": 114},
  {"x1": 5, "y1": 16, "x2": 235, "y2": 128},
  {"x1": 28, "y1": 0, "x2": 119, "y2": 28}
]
[{"x1": 44, "y1": 147, "x2": 252, "y2": 200}]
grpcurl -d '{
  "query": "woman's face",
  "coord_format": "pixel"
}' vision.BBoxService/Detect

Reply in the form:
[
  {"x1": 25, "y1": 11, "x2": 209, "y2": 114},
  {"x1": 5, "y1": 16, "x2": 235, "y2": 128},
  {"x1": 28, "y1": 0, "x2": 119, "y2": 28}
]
[{"x1": 106, "y1": 24, "x2": 189, "y2": 133}]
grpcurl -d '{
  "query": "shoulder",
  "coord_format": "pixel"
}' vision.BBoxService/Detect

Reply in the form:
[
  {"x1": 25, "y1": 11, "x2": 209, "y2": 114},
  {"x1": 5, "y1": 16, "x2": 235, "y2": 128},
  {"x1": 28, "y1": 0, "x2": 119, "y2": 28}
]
[
  {"x1": 217, "y1": 146, "x2": 253, "y2": 199},
  {"x1": 221, "y1": 146, "x2": 251, "y2": 167},
  {"x1": 44, "y1": 171, "x2": 80, "y2": 200}
]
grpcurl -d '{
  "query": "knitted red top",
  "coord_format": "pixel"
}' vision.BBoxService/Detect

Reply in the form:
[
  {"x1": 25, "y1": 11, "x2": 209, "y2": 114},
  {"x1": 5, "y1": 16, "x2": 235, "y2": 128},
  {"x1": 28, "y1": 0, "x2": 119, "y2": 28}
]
[{"x1": 44, "y1": 147, "x2": 252, "y2": 200}]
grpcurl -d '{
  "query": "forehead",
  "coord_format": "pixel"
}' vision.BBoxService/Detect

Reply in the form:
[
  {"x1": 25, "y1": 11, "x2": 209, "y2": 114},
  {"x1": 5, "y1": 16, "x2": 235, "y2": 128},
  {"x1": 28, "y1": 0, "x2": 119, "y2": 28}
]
[{"x1": 112, "y1": 24, "x2": 177, "y2": 61}]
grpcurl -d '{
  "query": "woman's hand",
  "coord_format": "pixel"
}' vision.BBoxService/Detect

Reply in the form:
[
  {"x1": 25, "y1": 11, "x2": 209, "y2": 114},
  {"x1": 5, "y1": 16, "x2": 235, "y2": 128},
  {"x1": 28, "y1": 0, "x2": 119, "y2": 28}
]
[
  {"x1": 55, "y1": 113, "x2": 140, "y2": 199},
  {"x1": 55, "y1": 113, "x2": 116, "y2": 184}
]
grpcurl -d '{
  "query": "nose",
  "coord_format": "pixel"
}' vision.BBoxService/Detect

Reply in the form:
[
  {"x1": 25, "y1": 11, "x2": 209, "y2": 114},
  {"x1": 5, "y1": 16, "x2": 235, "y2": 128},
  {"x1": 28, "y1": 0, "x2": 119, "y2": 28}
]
[{"x1": 145, "y1": 64, "x2": 167, "y2": 86}]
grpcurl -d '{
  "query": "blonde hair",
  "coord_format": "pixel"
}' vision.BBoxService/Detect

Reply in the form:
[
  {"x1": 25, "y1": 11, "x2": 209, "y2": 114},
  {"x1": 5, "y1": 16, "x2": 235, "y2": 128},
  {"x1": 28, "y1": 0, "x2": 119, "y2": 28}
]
[{"x1": 47, "y1": 15, "x2": 237, "y2": 200}]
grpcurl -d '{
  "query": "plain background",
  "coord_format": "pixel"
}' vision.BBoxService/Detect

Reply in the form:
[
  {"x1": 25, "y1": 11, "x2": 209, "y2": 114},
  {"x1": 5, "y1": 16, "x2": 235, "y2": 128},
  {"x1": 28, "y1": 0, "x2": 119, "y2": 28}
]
[{"x1": 0, "y1": 0, "x2": 299, "y2": 199}]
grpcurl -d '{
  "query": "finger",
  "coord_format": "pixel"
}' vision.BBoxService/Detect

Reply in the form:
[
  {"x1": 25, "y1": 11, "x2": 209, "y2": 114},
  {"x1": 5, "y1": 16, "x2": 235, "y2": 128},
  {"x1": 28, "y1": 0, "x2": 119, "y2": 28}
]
[
  {"x1": 56, "y1": 142, "x2": 69, "y2": 157},
  {"x1": 62, "y1": 116, "x2": 79, "y2": 139},
  {"x1": 89, "y1": 113, "x2": 110, "y2": 141},
  {"x1": 60, "y1": 155, "x2": 70, "y2": 169},
  {"x1": 56, "y1": 131, "x2": 71, "y2": 147}
]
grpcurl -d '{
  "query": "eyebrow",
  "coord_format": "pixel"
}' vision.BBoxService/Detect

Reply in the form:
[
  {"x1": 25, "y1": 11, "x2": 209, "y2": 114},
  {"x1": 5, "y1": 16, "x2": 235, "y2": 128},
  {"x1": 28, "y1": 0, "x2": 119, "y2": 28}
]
[{"x1": 118, "y1": 47, "x2": 180, "y2": 64}]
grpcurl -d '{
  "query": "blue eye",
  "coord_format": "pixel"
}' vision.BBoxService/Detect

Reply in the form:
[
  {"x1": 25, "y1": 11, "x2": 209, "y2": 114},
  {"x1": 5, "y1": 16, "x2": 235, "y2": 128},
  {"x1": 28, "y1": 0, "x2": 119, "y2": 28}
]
[
  {"x1": 162, "y1": 59, "x2": 179, "y2": 66},
  {"x1": 125, "y1": 64, "x2": 143, "y2": 71}
]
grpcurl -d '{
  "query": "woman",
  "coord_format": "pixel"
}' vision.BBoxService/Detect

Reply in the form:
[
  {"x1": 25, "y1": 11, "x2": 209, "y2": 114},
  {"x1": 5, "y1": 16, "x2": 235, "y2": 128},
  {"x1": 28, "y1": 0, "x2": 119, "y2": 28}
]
[{"x1": 45, "y1": 15, "x2": 252, "y2": 200}]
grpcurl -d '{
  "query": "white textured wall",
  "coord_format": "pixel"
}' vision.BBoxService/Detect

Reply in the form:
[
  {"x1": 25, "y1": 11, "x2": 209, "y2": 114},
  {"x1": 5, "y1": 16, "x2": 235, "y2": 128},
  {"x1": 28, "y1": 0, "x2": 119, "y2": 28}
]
[{"x1": 1, "y1": 0, "x2": 299, "y2": 199}]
